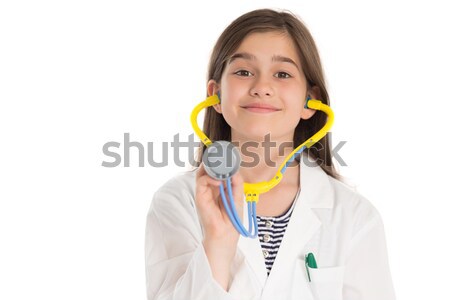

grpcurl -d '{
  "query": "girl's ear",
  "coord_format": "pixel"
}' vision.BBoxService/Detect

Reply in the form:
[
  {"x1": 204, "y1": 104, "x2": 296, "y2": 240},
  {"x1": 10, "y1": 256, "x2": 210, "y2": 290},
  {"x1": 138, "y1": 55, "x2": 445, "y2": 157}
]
[
  {"x1": 207, "y1": 79, "x2": 222, "y2": 114},
  {"x1": 301, "y1": 86, "x2": 321, "y2": 120}
]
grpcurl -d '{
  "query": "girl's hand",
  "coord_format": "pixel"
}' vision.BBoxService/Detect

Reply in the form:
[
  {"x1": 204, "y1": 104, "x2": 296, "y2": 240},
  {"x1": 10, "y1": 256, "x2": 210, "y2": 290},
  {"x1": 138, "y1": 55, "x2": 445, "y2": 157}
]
[{"x1": 195, "y1": 163, "x2": 244, "y2": 254}]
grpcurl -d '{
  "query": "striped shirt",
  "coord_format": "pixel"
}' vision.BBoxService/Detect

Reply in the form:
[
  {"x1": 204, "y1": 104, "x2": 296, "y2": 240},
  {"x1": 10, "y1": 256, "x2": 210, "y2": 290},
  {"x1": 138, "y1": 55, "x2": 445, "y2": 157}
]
[{"x1": 256, "y1": 190, "x2": 299, "y2": 276}]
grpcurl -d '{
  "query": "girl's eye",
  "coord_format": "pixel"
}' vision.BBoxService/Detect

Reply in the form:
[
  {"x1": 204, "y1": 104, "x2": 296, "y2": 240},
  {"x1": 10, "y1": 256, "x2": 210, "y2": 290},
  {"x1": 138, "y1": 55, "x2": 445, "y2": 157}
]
[
  {"x1": 234, "y1": 70, "x2": 253, "y2": 77},
  {"x1": 275, "y1": 72, "x2": 292, "y2": 79}
]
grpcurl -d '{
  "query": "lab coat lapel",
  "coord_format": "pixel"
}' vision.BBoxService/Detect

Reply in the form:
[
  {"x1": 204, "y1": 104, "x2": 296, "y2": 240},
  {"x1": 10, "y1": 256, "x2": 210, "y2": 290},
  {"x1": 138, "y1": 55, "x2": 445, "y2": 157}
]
[
  {"x1": 237, "y1": 155, "x2": 335, "y2": 292},
  {"x1": 265, "y1": 156, "x2": 335, "y2": 291},
  {"x1": 237, "y1": 196, "x2": 268, "y2": 287}
]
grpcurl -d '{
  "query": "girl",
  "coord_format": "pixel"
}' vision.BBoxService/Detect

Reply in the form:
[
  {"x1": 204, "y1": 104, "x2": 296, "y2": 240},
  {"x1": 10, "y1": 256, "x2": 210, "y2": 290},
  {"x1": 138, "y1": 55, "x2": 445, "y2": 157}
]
[{"x1": 145, "y1": 8, "x2": 395, "y2": 300}]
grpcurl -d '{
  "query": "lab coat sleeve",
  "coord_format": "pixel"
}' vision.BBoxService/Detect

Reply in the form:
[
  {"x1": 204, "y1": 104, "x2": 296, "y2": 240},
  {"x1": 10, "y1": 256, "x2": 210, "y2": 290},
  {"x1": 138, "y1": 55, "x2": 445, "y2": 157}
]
[
  {"x1": 145, "y1": 181, "x2": 238, "y2": 300},
  {"x1": 343, "y1": 207, "x2": 396, "y2": 300}
]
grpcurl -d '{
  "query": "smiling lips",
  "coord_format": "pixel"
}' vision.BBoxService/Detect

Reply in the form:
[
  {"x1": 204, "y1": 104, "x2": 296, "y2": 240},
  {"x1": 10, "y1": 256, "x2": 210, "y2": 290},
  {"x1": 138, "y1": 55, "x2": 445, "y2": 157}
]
[{"x1": 241, "y1": 103, "x2": 281, "y2": 113}]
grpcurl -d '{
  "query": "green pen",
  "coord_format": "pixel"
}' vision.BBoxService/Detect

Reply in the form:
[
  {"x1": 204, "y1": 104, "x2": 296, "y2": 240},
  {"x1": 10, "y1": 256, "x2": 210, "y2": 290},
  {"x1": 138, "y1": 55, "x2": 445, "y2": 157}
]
[{"x1": 305, "y1": 253, "x2": 318, "y2": 282}]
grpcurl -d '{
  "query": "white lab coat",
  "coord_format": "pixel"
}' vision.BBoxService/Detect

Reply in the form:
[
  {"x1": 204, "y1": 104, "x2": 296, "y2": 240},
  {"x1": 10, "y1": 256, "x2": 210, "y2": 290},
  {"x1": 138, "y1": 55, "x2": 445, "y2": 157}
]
[{"x1": 145, "y1": 157, "x2": 396, "y2": 300}]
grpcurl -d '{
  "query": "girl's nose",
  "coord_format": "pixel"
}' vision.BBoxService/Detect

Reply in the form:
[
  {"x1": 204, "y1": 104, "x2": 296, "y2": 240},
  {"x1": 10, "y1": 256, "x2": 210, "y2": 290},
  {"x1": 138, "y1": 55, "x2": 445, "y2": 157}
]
[{"x1": 249, "y1": 78, "x2": 274, "y2": 97}]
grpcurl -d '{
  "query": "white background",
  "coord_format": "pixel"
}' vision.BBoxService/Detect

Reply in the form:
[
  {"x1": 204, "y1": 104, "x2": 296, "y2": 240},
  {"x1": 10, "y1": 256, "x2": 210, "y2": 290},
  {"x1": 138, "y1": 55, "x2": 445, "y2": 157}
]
[{"x1": 1, "y1": 0, "x2": 449, "y2": 299}]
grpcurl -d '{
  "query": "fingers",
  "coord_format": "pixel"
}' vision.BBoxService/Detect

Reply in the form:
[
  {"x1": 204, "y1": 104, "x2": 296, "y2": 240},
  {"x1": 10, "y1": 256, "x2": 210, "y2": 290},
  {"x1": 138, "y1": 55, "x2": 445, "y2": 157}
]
[
  {"x1": 196, "y1": 162, "x2": 206, "y2": 178},
  {"x1": 196, "y1": 163, "x2": 243, "y2": 209},
  {"x1": 205, "y1": 175, "x2": 222, "y2": 187}
]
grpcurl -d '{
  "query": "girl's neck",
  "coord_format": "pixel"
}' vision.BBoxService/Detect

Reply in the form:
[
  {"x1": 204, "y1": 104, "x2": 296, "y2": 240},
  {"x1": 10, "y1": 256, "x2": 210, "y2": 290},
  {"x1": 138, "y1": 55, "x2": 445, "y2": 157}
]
[{"x1": 234, "y1": 140, "x2": 299, "y2": 184}]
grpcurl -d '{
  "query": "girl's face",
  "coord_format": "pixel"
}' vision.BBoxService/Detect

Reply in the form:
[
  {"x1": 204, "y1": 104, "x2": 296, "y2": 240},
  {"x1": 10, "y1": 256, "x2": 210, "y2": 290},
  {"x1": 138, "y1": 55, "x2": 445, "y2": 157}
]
[{"x1": 209, "y1": 31, "x2": 315, "y2": 143}]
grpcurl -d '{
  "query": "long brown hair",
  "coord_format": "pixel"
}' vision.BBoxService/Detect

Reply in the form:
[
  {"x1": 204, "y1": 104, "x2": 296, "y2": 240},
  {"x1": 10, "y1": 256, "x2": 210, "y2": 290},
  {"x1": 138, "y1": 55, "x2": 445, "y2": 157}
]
[{"x1": 192, "y1": 8, "x2": 340, "y2": 180}]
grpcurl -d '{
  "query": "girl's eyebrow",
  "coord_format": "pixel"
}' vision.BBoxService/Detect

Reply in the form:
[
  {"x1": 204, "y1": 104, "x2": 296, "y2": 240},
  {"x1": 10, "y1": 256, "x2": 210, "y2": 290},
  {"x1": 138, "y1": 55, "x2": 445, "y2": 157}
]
[
  {"x1": 229, "y1": 52, "x2": 256, "y2": 63},
  {"x1": 229, "y1": 52, "x2": 299, "y2": 70}
]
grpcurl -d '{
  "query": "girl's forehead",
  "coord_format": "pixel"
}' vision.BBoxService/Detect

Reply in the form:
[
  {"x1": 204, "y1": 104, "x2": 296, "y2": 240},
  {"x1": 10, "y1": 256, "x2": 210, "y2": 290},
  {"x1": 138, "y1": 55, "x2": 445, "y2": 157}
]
[
  {"x1": 230, "y1": 31, "x2": 300, "y2": 65},
  {"x1": 239, "y1": 31, "x2": 294, "y2": 48}
]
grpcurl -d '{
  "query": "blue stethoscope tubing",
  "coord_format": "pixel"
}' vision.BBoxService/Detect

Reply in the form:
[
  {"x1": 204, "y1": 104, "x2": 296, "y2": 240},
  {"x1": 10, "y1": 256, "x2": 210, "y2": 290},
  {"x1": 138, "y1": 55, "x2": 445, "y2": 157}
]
[
  {"x1": 219, "y1": 180, "x2": 257, "y2": 238},
  {"x1": 219, "y1": 145, "x2": 307, "y2": 238}
]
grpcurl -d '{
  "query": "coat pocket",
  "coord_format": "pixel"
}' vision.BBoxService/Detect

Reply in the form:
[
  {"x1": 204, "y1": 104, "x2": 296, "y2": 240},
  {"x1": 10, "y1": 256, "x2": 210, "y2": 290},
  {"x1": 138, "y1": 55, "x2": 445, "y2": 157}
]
[{"x1": 308, "y1": 265, "x2": 345, "y2": 300}]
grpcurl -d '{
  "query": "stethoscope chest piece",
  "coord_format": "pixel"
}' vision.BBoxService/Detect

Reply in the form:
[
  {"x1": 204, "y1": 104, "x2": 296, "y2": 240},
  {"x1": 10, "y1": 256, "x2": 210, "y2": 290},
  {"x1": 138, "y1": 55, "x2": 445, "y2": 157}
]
[{"x1": 202, "y1": 140, "x2": 241, "y2": 180}]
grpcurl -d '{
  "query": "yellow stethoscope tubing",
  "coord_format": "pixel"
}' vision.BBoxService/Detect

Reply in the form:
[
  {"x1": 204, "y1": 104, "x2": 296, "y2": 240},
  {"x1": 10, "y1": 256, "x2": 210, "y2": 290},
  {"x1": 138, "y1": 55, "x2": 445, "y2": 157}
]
[
  {"x1": 190, "y1": 95, "x2": 220, "y2": 147},
  {"x1": 190, "y1": 94, "x2": 334, "y2": 202}
]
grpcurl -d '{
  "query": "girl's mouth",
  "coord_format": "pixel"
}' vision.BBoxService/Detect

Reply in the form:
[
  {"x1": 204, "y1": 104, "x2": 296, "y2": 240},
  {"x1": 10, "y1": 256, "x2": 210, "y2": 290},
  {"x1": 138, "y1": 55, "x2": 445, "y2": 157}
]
[
  {"x1": 243, "y1": 107, "x2": 281, "y2": 113},
  {"x1": 241, "y1": 103, "x2": 281, "y2": 113}
]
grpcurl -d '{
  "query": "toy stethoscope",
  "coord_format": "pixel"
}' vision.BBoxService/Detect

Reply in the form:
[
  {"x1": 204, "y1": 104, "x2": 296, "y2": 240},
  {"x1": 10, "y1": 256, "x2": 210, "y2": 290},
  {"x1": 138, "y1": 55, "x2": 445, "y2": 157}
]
[{"x1": 191, "y1": 93, "x2": 334, "y2": 238}]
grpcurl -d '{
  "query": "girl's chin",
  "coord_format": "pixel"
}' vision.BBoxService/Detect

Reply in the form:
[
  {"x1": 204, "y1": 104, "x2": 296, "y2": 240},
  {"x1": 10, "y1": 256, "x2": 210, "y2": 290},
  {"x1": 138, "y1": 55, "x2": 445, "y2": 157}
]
[{"x1": 232, "y1": 127, "x2": 286, "y2": 142}]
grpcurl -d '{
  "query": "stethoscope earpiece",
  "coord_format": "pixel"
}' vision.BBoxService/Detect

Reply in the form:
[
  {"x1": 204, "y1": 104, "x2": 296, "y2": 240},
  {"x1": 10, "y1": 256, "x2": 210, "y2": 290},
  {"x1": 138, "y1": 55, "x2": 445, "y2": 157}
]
[{"x1": 304, "y1": 95, "x2": 312, "y2": 109}]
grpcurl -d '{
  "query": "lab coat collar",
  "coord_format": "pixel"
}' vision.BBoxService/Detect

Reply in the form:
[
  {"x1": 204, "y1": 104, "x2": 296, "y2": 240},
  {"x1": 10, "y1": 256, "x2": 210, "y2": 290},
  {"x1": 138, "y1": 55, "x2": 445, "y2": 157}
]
[
  {"x1": 236, "y1": 154, "x2": 334, "y2": 290},
  {"x1": 298, "y1": 154, "x2": 334, "y2": 209}
]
